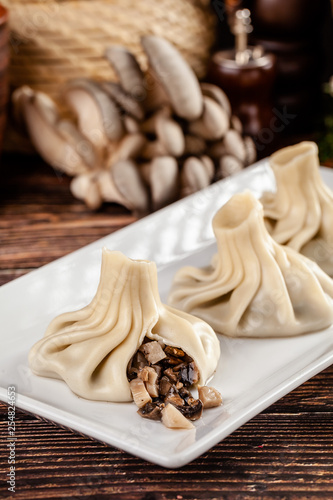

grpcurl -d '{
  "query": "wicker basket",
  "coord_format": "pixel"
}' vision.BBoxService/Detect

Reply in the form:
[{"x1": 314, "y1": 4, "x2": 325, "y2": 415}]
[{"x1": 3, "y1": 0, "x2": 216, "y2": 102}]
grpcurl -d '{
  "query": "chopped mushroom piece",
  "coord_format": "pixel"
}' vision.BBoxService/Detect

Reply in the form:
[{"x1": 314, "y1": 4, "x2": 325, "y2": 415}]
[
  {"x1": 140, "y1": 341, "x2": 166, "y2": 364},
  {"x1": 176, "y1": 398, "x2": 203, "y2": 421},
  {"x1": 164, "y1": 393, "x2": 184, "y2": 407},
  {"x1": 164, "y1": 346, "x2": 185, "y2": 358},
  {"x1": 179, "y1": 361, "x2": 199, "y2": 386},
  {"x1": 159, "y1": 376, "x2": 173, "y2": 396},
  {"x1": 198, "y1": 386, "x2": 223, "y2": 409},
  {"x1": 161, "y1": 404, "x2": 195, "y2": 430},
  {"x1": 129, "y1": 378, "x2": 152, "y2": 408},
  {"x1": 164, "y1": 367, "x2": 178, "y2": 383},
  {"x1": 138, "y1": 402, "x2": 164, "y2": 421},
  {"x1": 143, "y1": 366, "x2": 160, "y2": 398}
]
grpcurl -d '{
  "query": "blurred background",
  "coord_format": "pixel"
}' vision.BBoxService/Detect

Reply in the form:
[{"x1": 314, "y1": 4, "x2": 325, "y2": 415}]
[{"x1": 0, "y1": 0, "x2": 333, "y2": 216}]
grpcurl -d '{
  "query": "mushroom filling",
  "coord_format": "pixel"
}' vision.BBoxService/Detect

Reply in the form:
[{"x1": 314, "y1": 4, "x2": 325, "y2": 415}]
[{"x1": 128, "y1": 338, "x2": 215, "y2": 423}]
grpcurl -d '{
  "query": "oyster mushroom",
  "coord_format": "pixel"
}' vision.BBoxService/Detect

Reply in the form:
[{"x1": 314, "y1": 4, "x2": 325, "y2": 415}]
[
  {"x1": 147, "y1": 156, "x2": 179, "y2": 211},
  {"x1": 96, "y1": 170, "x2": 133, "y2": 208},
  {"x1": 141, "y1": 35, "x2": 203, "y2": 120},
  {"x1": 156, "y1": 114, "x2": 185, "y2": 157},
  {"x1": 181, "y1": 156, "x2": 214, "y2": 197},
  {"x1": 217, "y1": 154, "x2": 244, "y2": 179},
  {"x1": 188, "y1": 96, "x2": 229, "y2": 141},
  {"x1": 70, "y1": 173, "x2": 102, "y2": 210},
  {"x1": 56, "y1": 119, "x2": 97, "y2": 169},
  {"x1": 223, "y1": 129, "x2": 247, "y2": 163},
  {"x1": 105, "y1": 45, "x2": 146, "y2": 100},
  {"x1": 243, "y1": 135, "x2": 257, "y2": 165},
  {"x1": 107, "y1": 133, "x2": 146, "y2": 167},
  {"x1": 198, "y1": 386, "x2": 223, "y2": 409},
  {"x1": 161, "y1": 403, "x2": 194, "y2": 429},
  {"x1": 129, "y1": 378, "x2": 152, "y2": 408},
  {"x1": 142, "y1": 68, "x2": 170, "y2": 113},
  {"x1": 200, "y1": 155, "x2": 215, "y2": 180},
  {"x1": 19, "y1": 89, "x2": 90, "y2": 176},
  {"x1": 111, "y1": 159, "x2": 149, "y2": 214},
  {"x1": 101, "y1": 81, "x2": 145, "y2": 121},
  {"x1": 64, "y1": 78, "x2": 124, "y2": 148},
  {"x1": 141, "y1": 107, "x2": 185, "y2": 156},
  {"x1": 200, "y1": 82, "x2": 232, "y2": 118},
  {"x1": 230, "y1": 115, "x2": 243, "y2": 134}
]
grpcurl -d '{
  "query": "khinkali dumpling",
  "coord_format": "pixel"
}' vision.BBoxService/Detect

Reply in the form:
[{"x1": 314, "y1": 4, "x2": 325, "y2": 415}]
[
  {"x1": 168, "y1": 191, "x2": 333, "y2": 337},
  {"x1": 29, "y1": 249, "x2": 220, "y2": 402},
  {"x1": 261, "y1": 141, "x2": 333, "y2": 276}
]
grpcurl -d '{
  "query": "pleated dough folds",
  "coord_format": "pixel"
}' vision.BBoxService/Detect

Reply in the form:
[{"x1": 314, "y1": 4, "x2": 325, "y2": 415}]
[
  {"x1": 261, "y1": 141, "x2": 333, "y2": 276},
  {"x1": 168, "y1": 191, "x2": 333, "y2": 337},
  {"x1": 29, "y1": 250, "x2": 220, "y2": 402}
]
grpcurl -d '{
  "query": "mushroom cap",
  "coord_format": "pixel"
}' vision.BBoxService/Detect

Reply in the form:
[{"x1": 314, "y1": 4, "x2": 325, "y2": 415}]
[
  {"x1": 156, "y1": 115, "x2": 185, "y2": 157},
  {"x1": 111, "y1": 159, "x2": 149, "y2": 214},
  {"x1": 56, "y1": 119, "x2": 97, "y2": 169},
  {"x1": 200, "y1": 82, "x2": 232, "y2": 118},
  {"x1": 101, "y1": 81, "x2": 145, "y2": 121},
  {"x1": 217, "y1": 154, "x2": 243, "y2": 179},
  {"x1": 64, "y1": 78, "x2": 124, "y2": 147},
  {"x1": 243, "y1": 135, "x2": 257, "y2": 165},
  {"x1": 188, "y1": 96, "x2": 229, "y2": 141},
  {"x1": 149, "y1": 156, "x2": 179, "y2": 211},
  {"x1": 230, "y1": 114, "x2": 243, "y2": 134},
  {"x1": 105, "y1": 45, "x2": 145, "y2": 100},
  {"x1": 200, "y1": 155, "x2": 215, "y2": 181},
  {"x1": 141, "y1": 35, "x2": 203, "y2": 121},
  {"x1": 181, "y1": 156, "x2": 212, "y2": 197},
  {"x1": 223, "y1": 129, "x2": 247, "y2": 164}
]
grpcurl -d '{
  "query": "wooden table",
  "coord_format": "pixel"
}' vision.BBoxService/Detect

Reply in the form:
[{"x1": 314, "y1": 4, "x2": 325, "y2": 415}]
[{"x1": 0, "y1": 154, "x2": 332, "y2": 499}]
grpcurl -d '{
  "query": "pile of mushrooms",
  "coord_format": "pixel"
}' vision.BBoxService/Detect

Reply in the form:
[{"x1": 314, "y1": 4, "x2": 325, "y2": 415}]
[{"x1": 13, "y1": 36, "x2": 256, "y2": 214}]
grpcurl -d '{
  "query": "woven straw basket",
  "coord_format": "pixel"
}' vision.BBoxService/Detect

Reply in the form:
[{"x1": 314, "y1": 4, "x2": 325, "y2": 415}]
[{"x1": 3, "y1": 0, "x2": 216, "y2": 102}]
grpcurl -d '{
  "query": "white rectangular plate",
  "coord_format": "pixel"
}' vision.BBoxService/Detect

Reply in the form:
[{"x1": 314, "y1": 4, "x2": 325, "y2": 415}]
[{"x1": 1, "y1": 160, "x2": 333, "y2": 468}]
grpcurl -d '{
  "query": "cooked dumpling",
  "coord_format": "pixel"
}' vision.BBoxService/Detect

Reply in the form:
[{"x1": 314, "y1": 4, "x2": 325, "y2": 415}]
[
  {"x1": 29, "y1": 249, "x2": 220, "y2": 402},
  {"x1": 168, "y1": 191, "x2": 333, "y2": 337},
  {"x1": 261, "y1": 141, "x2": 333, "y2": 276}
]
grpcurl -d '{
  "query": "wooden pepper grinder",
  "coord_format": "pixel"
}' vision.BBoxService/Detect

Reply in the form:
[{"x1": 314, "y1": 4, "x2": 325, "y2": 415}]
[{"x1": 207, "y1": 7, "x2": 276, "y2": 143}]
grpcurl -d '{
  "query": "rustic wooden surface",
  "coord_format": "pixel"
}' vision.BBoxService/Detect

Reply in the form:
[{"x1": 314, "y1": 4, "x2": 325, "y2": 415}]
[{"x1": 0, "y1": 153, "x2": 332, "y2": 500}]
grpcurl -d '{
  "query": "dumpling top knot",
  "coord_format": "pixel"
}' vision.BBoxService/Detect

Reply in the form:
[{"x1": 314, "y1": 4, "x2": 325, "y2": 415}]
[{"x1": 168, "y1": 191, "x2": 333, "y2": 338}]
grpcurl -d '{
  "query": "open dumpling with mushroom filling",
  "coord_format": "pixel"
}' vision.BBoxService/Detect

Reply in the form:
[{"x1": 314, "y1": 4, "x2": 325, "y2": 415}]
[
  {"x1": 261, "y1": 141, "x2": 333, "y2": 276},
  {"x1": 29, "y1": 250, "x2": 220, "y2": 426},
  {"x1": 168, "y1": 191, "x2": 333, "y2": 337}
]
